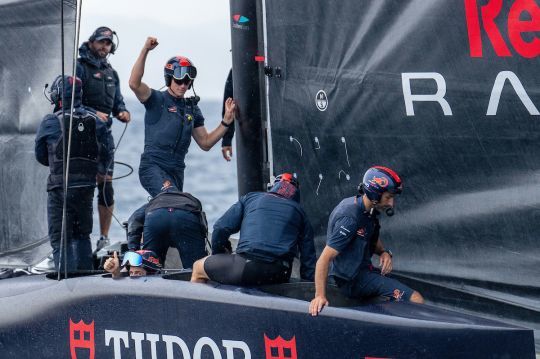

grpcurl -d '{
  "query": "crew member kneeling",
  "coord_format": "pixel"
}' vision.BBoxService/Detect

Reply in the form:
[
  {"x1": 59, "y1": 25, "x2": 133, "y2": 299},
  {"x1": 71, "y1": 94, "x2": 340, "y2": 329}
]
[
  {"x1": 310, "y1": 166, "x2": 424, "y2": 316},
  {"x1": 191, "y1": 173, "x2": 316, "y2": 285},
  {"x1": 126, "y1": 181, "x2": 208, "y2": 268}
]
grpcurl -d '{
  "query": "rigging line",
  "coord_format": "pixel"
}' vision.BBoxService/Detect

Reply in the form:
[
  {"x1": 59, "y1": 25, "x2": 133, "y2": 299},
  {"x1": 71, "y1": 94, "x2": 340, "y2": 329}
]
[
  {"x1": 58, "y1": 0, "x2": 83, "y2": 280},
  {"x1": 338, "y1": 170, "x2": 350, "y2": 181},
  {"x1": 100, "y1": 121, "x2": 133, "y2": 230},
  {"x1": 316, "y1": 174, "x2": 323, "y2": 196},
  {"x1": 289, "y1": 136, "x2": 303, "y2": 157},
  {"x1": 314, "y1": 137, "x2": 321, "y2": 149},
  {"x1": 341, "y1": 136, "x2": 351, "y2": 167},
  {"x1": 58, "y1": 0, "x2": 66, "y2": 281},
  {"x1": 111, "y1": 161, "x2": 134, "y2": 181}
]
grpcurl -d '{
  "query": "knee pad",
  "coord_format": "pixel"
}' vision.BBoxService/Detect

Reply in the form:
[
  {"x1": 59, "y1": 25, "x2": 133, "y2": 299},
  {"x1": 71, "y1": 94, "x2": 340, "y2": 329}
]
[{"x1": 98, "y1": 181, "x2": 114, "y2": 207}]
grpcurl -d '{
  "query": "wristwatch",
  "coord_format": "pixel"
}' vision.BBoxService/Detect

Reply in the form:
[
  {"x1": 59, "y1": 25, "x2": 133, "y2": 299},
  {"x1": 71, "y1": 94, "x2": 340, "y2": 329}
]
[{"x1": 382, "y1": 249, "x2": 393, "y2": 258}]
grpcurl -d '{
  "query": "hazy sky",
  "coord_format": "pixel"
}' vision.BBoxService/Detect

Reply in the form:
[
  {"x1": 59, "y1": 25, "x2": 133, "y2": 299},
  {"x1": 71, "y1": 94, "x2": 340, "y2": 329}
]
[{"x1": 80, "y1": 0, "x2": 232, "y2": 101}]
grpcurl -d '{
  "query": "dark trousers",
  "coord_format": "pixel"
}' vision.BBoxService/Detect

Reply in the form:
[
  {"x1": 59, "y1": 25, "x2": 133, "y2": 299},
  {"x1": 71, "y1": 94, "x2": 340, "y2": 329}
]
[
  {"x1": 48, "y1": 187, "x2": 94, "y2": 271},
  {"x1": 142, "y1": 208, "x2": 206, "y2": 268},
  {"x1": 138, "y1": 155, "x2": 184, "y2": 197}
]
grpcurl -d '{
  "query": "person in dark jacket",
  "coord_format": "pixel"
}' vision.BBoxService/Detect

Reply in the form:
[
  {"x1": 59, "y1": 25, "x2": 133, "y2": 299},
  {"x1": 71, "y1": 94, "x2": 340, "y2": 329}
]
[
  {"x1": 129, "y1": 36, "x2": 236, "y2": 197},
  {"x1": 77, "y1": 26, "x2": 130, "y2": 249},
  {"x1": 191, "y1": 173, "x2": 317, "y2": 286},
  {"x1": 35, "y1": 75, "x2": 111, "y2": 271},
  {"x1": 309, "y1": 166, "x2": 424, "y2": 317},
  {"x1": 126, "y1": 181, "x2": 208, "y2": 268}
]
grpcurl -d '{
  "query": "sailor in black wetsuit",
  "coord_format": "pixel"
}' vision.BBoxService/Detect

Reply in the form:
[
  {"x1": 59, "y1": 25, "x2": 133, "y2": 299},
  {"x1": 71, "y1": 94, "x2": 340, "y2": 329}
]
[
  {"x1": 191, "y1": 173, "x2": 317, "y2": 286},
  {"x1": 126, "y1": 181, "x2": 208, "y2": 268},
  {"x1": 77, "y1": 26, "x2": 131, "y2": 249},
  {"x1": 35, "y1": 75, "x2": 111, "y2": 271},
  {"x1": 309, "y1": 166, "x2": 424, "y2": 316},
  {"x1": 129, "y1": 36, "x2": 236, "y2": 197}
]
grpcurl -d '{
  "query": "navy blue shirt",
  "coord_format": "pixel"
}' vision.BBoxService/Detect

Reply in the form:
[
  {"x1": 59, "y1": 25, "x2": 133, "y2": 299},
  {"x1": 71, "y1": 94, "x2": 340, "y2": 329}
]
[
  {"x1": 141, "y1": 89, "x2": 204, "y2": 164},
  {"x1": 327, "y1": 196, "x2": 379, "y2": 281},
  {"x1": 212, "y1": 191, "x2": 316, "y2": 281}
]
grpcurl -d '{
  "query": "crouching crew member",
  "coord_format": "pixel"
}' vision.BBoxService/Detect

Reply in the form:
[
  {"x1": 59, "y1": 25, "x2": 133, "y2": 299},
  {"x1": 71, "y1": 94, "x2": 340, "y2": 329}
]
[
  {"x1": 77, "y1": 26, "x2": 131, "y2": 250},
  {"x1": 129, "y1": 36, "x2": 236, "y2": 197},
  {"x1": 191, "y1": 173, "x2": 317, "y2": 286},
  {"x1": 35, "y1": 75, "x2": 111, "y2": 271},
  {"x1": 310, "y1": 166, "x2": 424, "y2": 316},
  {"x1": 126, "y1": 181, "x2": 208, "y2": 268},
  {"x1": 104, "y1": 250, "x2": 162, "y2": 278}
]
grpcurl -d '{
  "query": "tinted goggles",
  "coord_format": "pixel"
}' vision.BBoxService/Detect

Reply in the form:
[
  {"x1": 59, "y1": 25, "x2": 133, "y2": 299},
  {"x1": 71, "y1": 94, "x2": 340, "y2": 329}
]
[
  {"x1": 173, "y1": 77, "x2": 192, "y2": 86},
  {"x1": 121, "y1": 251, "x2": 143, "y2": 267},
  {"x1": 173, "y1": 66, "x2": 197, "y2": 80}
]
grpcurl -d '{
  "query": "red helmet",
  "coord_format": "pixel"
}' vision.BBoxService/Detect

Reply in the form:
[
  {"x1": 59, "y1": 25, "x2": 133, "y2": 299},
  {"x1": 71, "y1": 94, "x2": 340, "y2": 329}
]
[
  {"x1": 164, "y1": 56, "x2": 197, "y2": 87},
  {"x1": 359, "y1": 166, "x2": 403, "y2": 202},
  {"x1": 274, "y1": 173, "x2": 299, "y2": 188}
]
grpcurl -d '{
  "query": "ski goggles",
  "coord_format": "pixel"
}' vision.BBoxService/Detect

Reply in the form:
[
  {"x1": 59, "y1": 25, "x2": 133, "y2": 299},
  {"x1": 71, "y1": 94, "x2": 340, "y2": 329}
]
[
  {"x1": 173, "y1": 66, "x2": 197, "y2": 80},
  {"x1": 121, "y1": 251, "x2": 143, "y2": 267},
  {"x1": 173, "y1": 77, "x2": 192, "y2": 86}
]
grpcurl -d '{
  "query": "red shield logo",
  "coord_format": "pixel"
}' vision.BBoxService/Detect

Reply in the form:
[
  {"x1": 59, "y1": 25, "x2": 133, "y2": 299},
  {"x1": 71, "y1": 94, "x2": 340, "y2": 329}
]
[
  {"x1": 264, "y1": 334, "x2": 297, "y2": 359},
  {"x1": 69, "y1": 319, "x2": 95, "y2": 359}
]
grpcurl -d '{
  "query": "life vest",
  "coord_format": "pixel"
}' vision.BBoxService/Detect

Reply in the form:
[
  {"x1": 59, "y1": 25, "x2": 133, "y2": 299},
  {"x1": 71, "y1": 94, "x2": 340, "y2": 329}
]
[
  {"x1": 47, "y1": 110, "x2": 99, "y2": 190},
  {"x1": 79, "y1": 61, "x2": 116, "y2": 114}
]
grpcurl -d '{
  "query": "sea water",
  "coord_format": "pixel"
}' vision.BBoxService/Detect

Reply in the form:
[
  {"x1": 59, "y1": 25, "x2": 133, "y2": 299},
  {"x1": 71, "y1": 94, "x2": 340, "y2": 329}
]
[{"x1": 94, "y1": 98, "x2": 238, "y2": 244}]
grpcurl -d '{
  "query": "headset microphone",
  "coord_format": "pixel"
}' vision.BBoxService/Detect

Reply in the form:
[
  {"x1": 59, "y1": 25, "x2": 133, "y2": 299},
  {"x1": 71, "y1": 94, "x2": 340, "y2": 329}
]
[
  {"x1": 43, "y1": 83, "x2": 53, "y2": 104},
  {"x1": 191, "y1": 83, "x2": 200, "y2": 105},
  {"x1": 385, "y1": 208, "x2": 394, "y2": 217}
]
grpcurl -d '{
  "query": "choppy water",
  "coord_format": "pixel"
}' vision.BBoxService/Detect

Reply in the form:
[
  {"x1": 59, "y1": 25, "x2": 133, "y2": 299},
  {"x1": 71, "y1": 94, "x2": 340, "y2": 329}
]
[{"x1": 93, "y1": 98, "x2": 238, "y2": 243}]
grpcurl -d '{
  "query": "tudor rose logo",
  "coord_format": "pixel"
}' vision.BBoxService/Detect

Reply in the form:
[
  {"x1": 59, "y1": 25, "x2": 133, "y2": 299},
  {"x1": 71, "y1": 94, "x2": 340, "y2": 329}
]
[
  {"x1": 264, "y1": 334, "x2": 297, "y2": 359},
  {"x1": 69, "y1": 319, "x2": 95, "y2": 359}
]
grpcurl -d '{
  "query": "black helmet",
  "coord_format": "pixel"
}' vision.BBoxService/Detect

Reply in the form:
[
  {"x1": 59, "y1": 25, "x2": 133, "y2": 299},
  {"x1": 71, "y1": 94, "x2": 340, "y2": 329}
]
[{"x1": 49, "y1": 75, "x2": 83, "y2": 109}]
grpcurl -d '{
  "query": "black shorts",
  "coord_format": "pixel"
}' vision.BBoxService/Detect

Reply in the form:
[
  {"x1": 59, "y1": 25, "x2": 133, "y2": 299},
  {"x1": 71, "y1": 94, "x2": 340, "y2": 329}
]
[{"x1": 203, "y1": 253, "x2": 291, "y2": 286}]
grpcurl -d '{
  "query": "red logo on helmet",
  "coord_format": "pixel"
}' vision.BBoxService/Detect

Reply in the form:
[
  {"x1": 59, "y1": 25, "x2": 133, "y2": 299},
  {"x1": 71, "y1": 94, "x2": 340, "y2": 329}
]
[
  {"x1": 264, "y1": 334, "x2": 297, "y2": 359},
  {"x1": 369, "y1": 176, "x2": 389, "y2": 188},
  {"x1": 177, "y1": 56, "x2": 191, "y2": 67},
  {"x1": 281, "y1": 173, "x2": 293, "y2": 182},
  {"x1": 69, "y1": 319, "x2": 95, "y2": 359},
  {"x1": 165, "y1": 63, "x2": 174, "y2": 70}
]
